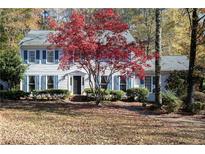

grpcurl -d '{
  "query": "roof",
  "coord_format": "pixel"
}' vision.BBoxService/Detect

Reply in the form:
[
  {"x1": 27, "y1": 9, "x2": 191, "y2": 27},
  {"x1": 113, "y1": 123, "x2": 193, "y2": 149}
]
[
  {"x1": 20, "y1": 30, "x2": 135, "y2": 47},
  {"x1": 145, "y1": 56, "x2": 189, "y2": 71},
  {"x1": 20, "y1": 30, "x2": 189, "y2": 72},
  {"x1": 19, "y1": 30, "x2": 54, "y2": 46}
]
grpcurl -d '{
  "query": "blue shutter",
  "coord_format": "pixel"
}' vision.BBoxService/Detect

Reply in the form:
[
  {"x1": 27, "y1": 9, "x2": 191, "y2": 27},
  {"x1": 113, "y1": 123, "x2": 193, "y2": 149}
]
[
  {"x1": 36, "y1": 50, "x2": 40, "y2": 64},
  {"x1": 42, "y1": 50, "x2": 47, "y2": 64},
  {"x1": 23, "y1": 76, "x2": 28, "y2": 92},
  {"x1": 126, "y1": 77, "x2": 131, "y2": 89},
  {"x1": 54, "y1": 75, "x2": 58, "y2": 89},
  {"x1": 140, "y1": 79, "x2": 145, "y2": 87},
  {"x1": 55, "y1": 50, "x2": 59, "y2": 64},
  {"x1": 23, "y1": 50, "x2": 28, "y2": 64},
  {"x1": 108, "y1": 76, "x2": 112, "y2": 90},
  {"x1": 41, "y1": 75, "x2": 46, "y2": 90},
  {"x1": 35, "y1": 76, "x2": 39, "y2": 90},
  {"x1": 95, "y1": 75, "x2": 100, "y2": 89},
  {"x1": 114, "y1": 75, "x2": 120, "y2": 90}
]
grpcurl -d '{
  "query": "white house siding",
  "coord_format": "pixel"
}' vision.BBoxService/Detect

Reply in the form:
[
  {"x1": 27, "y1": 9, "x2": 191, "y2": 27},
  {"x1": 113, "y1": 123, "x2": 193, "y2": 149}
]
[{"x1": 19, "y1": 30, "x2": 189, "y2": 102}]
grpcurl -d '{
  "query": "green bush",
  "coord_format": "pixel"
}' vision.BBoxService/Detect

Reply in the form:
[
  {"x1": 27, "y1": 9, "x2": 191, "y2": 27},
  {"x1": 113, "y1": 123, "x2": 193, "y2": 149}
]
[
  {"x1": 166, "y1": 71, "x2": 188, "y2": 97},
  {"x1": 162, "y1": 91, "x2": 182, "y2": 113},
  {"x1": 0, "y1": 90, "x2": 29, "y2": 100},
  {"x1": 194, "y1": 91, "x2": 205, "y2": 103},
  {"x1": 126, "y1": 88, "x2": 149, "y2": 102},
  {"x1": 110, "y1": 90, "x2": 125, "y2": 101},
  {"x1": 84, "y1": 88, "x2": 94, "y2": 95},
  {"x1": 189, "y1": 101, "x2": 205, "y2": 114}
]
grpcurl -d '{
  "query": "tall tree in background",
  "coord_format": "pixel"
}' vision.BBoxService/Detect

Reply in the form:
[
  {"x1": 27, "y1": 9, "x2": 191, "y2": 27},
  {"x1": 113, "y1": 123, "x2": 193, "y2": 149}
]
[
  {"x1": 186, "y1": 8, "x2": 205, "y2": 107},
  {"x1": 155, "y1": 9, "x2": 162, "y2": 107},
  {"x1": 0, "y1": 9, "x2": 41, "y2": 49}
]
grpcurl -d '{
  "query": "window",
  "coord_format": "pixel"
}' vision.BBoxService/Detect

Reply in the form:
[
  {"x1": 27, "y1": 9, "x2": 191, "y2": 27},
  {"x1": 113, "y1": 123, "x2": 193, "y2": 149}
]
[
  {"x1": 47, "y1": 76, "x2": 54, "y2": 89},
  {"x1": 120, "y1": 76, "x2": 126, "y2": 91},
  {"x1": 29, "y1": 51, "x2": 35, "y2": 63},
  {"x1": 47, "y1": 51, "x2": 54, "y2": 63},
  {"x1": 29, "y1": 76, "x2": 35, "y2": 91},
  {"x1": 101, "y1": 76, "x2": 108, "y2": 89}
]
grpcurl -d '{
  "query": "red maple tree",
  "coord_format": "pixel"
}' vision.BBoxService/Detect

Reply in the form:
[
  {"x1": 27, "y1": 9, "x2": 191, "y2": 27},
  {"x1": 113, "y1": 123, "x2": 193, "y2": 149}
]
[{"x1": 48, "y1": 9, "x2": 153, "y2": 105}]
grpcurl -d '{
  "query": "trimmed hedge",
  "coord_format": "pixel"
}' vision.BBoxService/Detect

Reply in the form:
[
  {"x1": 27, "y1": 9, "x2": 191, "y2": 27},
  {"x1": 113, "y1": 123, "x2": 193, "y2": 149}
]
[
  {"x1": 126, "y1": 88, "x2": 149, "y2": 102},
  {"x1": 0, "y1": 90, "x2": 29, "y2": 100},
  {"x1": 162, "y1": 91, "x2": 182, "y2": 113}
]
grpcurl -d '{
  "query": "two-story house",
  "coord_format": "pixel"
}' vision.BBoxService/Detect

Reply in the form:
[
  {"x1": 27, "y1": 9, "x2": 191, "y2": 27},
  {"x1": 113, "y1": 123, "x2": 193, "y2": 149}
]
[{"x1": 19, "y1": 30, "x2": 189, "y2": 101}]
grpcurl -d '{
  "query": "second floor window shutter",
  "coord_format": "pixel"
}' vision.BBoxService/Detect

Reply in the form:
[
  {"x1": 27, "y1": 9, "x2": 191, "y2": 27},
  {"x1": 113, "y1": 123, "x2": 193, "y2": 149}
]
[
  {"x1": 42, "y1": 50, "x2": 47, "y2": 64},
  {"x1": 36, "y1": 50, "x2": 40, "y2": 64},
  {"x1": 55, "y1": 50, "x2": 59, "y2": 64},
  {"x1": 23, "y1": 50, "x2": 28, "y2": 64}
]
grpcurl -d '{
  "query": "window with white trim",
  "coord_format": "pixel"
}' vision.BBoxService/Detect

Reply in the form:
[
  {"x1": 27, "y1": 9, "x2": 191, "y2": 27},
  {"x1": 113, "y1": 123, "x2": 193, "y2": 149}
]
[
  {"x1": 47, "y1": 51, "x2": 54, "y2": 63},
  {"x1": 120, "y1": 76, "x2": 126, "y2": 91},
  {"x1": 47, "y1": 76, "x2": 54, "y2": 89},
  {"x1": 29, "y1": 76, "x2": 35, "y2": 91},
  {"x1": 29, "y1": 51, "x2": 35, "y2": 63}
]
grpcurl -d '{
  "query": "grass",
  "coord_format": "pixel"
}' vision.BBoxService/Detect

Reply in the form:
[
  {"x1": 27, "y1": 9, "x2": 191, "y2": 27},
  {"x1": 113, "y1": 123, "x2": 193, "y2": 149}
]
[{"x1": 0, "y1": 100, "x2": 205, "y2": 144}]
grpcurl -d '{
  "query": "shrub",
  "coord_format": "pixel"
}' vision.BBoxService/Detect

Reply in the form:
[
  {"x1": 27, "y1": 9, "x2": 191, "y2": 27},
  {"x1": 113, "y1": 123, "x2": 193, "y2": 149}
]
[
  {"x1": 84, "y1": 88, "x2": 94, "y2": 96},
  {"x1": 194, "y1": 91, "x2": 205, "y2": 103},
  {"x1": 33, "y1": 89, "x2": 70, "y2": 100},
  {"x1": 166, "y1": 71, "x2": 188, "y2": 97},
  {"x1": 189, "y1": 101, "x2": 205, "y2": 114},
  {"x1": 161, "y1": 91, "x2": 182, "y2": 113},
  {"x1": 126, "y1": 88, "x2": 149, "y2": 102},
  {"x1": 110, "y1": 90, "x2": 125, "y2": 101},
  {"x1": 0, "y1": 90, "x2": 29, "y2": 100}
]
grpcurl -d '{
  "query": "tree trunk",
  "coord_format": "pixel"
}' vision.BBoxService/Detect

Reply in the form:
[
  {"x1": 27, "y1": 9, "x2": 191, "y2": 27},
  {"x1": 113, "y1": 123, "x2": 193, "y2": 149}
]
[
  {"x1": 186, "y1": 8, "x2": 198, "y2": 107},
  {"x1": 155, "y1": 9, "x2": 162, "y2": 107}
]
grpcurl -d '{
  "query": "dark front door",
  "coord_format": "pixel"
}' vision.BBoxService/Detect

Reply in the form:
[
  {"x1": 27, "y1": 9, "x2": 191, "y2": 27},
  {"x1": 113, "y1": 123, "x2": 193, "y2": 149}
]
[{"x1": 73, "y1": 76, "x2": 81, "y2": 94}]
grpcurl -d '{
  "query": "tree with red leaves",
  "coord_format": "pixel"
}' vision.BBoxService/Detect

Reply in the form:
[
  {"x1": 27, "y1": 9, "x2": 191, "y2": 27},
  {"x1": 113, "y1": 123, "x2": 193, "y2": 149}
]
[{"x1": 48, "y1": 9, "x2": 153, "y2": 105}]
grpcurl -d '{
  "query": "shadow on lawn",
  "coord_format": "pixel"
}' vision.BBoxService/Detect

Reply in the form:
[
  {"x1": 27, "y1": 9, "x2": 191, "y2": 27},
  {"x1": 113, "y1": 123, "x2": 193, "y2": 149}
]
[
  {"x1": 0, "y1": 99, "x2": 161, "y2": 117},
  {"x1": 0, "y1": 100, "x2": 103, "y2": 116}
]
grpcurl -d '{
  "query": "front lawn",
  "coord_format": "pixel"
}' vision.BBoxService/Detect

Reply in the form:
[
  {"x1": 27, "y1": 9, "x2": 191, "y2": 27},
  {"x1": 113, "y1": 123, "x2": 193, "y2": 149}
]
[{"x1": 0, "y1": 100, "x2": 205, "y2": 144}]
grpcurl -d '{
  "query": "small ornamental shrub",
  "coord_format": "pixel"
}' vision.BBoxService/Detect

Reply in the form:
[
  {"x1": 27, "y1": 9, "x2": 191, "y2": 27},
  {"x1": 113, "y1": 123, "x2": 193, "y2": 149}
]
[
  {"x1": 126, "y1": 88, "x2": 149, "y2": 102},
  {"x1": 84, "y1": 88, "x2": 94, "y2": 96},
  {"x1": 161, "y1": 91, "x2": 182, "y2": 113},
  {"x1": 189, "y1": 101, "x2": 205, "y2": 114},
  {"x1": 0, "y1": 90, "x2": 29, "y2": 100},
  {"x1": 33, "y1": 89, "x2": 70, "y2": 100},
  {"x1": 110, "y1": 90, "x2": 125, "y2": 101}
]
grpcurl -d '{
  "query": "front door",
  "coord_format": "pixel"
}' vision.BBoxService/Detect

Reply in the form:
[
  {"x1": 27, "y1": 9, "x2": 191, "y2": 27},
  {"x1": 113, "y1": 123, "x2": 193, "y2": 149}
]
[{"x1": 73, "y1": 76, "x2": 81, "y2": 94}]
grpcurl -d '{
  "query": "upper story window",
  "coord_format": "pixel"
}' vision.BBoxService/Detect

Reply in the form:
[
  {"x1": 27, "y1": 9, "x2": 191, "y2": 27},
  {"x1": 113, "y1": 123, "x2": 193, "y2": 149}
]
[
  {"x1": 120, "y1": 76, "x2": 126, "y2": 91},
  {"x1": 47, "y1": 51, "x2": 54, "y2": 63},
  {"x1": 29, "y1": 51, "x2": 35, "y2": 63}
]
